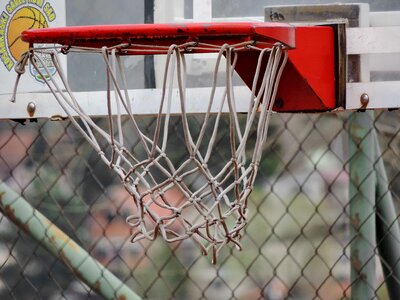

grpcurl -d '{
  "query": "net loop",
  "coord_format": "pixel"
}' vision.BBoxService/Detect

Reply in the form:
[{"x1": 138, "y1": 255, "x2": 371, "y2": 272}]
[
  {"x1": 14, "y1": 51, "x2": 30, "y2": 75},
  {"x1": 10, "y1": 51, "x2": 32, "y2": 103},
  {"x1": 14, "y1": 39, "x2": 288, "y2": 263}
]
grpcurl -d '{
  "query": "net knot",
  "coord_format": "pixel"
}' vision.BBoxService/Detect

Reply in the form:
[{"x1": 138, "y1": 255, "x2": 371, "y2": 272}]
[{"x1": 14, "y1": 52, "x2": 30, "y2": 75}]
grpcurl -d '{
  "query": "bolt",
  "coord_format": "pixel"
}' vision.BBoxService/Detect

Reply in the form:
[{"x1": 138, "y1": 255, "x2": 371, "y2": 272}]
[
  {"x1": 27, "y1": 102, "x2": 36, "y2": 117},
  {"x1": 360, "y1": 93, "x2": 369, "y2": 108},
  {"x1": 275, "y1": 98, "x2": 284, "y2": 109}
]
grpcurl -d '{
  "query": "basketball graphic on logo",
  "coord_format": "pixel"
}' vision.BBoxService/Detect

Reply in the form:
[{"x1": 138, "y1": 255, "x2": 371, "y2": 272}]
[{"x1": 7, "y1": 7, "x2": 48, "y2": 61}]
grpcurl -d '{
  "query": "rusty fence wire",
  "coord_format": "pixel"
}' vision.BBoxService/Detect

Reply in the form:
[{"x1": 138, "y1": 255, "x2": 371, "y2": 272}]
[{"x1": 0, "y1": 110, "x2": 400, "y2": 300}]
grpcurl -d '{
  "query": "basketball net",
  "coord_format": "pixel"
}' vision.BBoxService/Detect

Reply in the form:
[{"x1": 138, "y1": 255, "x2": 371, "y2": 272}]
[{"x1": 13, "y1": 40, "x2": 288, "y2": 263}]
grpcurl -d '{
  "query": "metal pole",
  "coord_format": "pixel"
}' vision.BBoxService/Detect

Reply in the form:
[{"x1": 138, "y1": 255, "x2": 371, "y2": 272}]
[
  {"x1": 373, "y1": 131, "x2": 400, "y2": 299},
  {"x1": 144, "y1": 0, "x2": 156, "y2": 88},
  {"x1": 348, "y1": 111, "x2": 377, "y2": 299},
  {"x1": 0, "y1": 181, "x2": 142, "y2": 300}
]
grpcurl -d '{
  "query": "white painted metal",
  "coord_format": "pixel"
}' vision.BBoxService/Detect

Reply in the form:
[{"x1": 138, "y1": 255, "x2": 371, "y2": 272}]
[
  {"x1": 193, "y1": 0, "x2": 212, "y2": 22},
  {"x1": 347, "y1": 27, "x2": 400, "y2": 55},
  {"x1": 370, "y1": 11, "x2": 400, "y2": 27},
  {"x1": 0, "y1": 87, "x2": 252, "y2": 119},
  {"x1": 154, "y1": 0, "x2": 184, "y2": 23},
  {"x1": 345, "y1": 10, "x2": 400, "y2": 110},
  {"x1": 347, "y1": 82, "x2": 400, "y2": 110}
]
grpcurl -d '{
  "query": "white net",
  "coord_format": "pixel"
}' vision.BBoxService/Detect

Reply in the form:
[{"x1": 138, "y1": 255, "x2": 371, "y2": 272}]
[{"x1": 13, "y1": 40, "x2": 288, "y2": 262}]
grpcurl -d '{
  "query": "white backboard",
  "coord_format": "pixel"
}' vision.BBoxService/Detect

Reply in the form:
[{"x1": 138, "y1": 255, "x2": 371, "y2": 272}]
[
  {"x1": 0, "y1": 0, "x2": 65, "y2": 94},
  {"x1": 0, "y1": 0, "x2": 400, "y2": 119}
]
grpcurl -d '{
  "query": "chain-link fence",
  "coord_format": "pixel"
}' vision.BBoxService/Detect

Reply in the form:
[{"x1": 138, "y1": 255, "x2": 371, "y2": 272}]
[{"x1": 1, "y1": 109, "x2": 399, "y2": 299}]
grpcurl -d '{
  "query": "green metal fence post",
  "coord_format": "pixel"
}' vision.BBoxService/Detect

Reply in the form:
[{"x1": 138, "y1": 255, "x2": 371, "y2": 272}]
[
  {"x1": 373, "y1": 131, "x2": 400, "y2": 299},
  {"x1": 348, "y1": 111, "x2": 377, "y2": 299},
  {"x1": 0, "y1": 181, "x2": 142, "y2": 300}
]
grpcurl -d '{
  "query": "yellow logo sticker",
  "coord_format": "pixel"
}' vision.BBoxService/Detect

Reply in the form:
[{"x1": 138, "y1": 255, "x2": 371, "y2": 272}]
[{"x1": 1, "y1": 0, "x2": 56, "y2": 71}]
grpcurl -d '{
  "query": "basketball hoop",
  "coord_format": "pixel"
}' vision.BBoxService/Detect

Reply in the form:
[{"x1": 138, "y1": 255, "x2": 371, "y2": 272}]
[{"x1": 13, "y1": 22, "x2": 335, "y2": 262}]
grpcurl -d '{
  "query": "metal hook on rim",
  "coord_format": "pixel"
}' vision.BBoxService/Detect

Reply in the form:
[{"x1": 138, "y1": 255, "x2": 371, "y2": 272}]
[
  {"x1": 61, "y1": 45, "x2": 71, "y2": 55},
  {"x1": 117, "y1": 39, "x2": 133, "y2": 53}
]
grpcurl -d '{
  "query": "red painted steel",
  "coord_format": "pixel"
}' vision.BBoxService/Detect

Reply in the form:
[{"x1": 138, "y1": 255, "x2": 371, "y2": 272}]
[
  {"x1": 21, "y1": 22, "x2": 337, "y2": 112},
  {"x1": 234, "y1": 26, "x2": 336, "y2": 112},
  {"x1": 22, "y1": 22, "x2": 296, "y2": 51}
]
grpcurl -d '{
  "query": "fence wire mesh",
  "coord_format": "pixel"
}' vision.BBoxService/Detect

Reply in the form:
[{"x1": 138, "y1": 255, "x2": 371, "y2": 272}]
[{"x1": 0, "y1": 110, "x2": 399, "y2": 299}]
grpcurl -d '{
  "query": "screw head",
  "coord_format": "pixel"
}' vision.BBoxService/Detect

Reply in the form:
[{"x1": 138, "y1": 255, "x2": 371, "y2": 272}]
[
  {"x1": 360, "y1": 93, "x2": 369, "y2": 108},
  {"x1": 27, "y1": 102, "x2": 36, "y2": 117}
]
